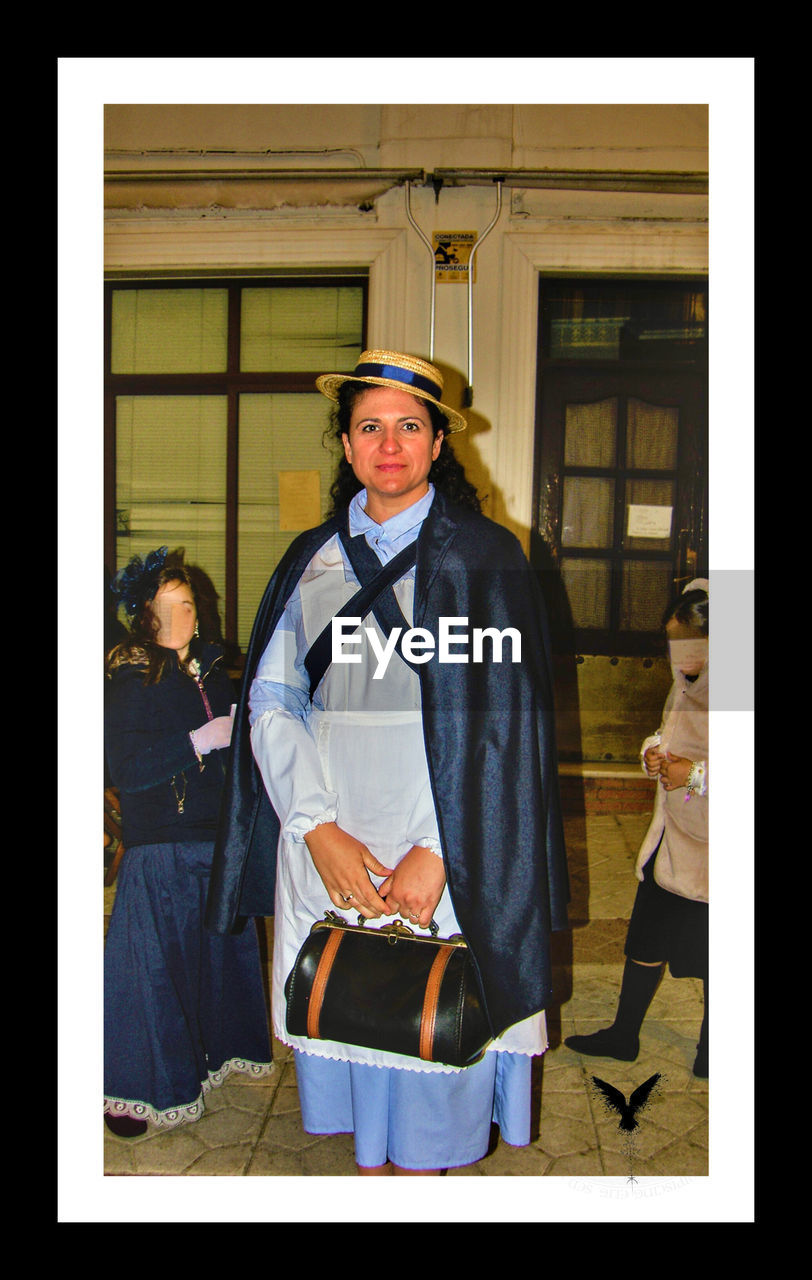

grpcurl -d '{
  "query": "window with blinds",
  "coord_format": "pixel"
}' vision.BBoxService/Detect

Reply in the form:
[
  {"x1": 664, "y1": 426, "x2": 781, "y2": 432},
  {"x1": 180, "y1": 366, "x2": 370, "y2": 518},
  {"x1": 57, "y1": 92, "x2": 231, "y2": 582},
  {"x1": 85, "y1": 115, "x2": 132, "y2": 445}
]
[{"x1": 105, "y1": 278, "x2": 367, "y2": 657}]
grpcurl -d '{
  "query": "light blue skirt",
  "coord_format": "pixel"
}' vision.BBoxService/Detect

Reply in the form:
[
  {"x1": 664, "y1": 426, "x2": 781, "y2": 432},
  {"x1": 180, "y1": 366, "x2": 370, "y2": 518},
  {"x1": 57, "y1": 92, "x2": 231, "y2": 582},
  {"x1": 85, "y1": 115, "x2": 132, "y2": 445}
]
[{"x1": 294, "y1": 1048, "x2": 533, "y2": 1170}]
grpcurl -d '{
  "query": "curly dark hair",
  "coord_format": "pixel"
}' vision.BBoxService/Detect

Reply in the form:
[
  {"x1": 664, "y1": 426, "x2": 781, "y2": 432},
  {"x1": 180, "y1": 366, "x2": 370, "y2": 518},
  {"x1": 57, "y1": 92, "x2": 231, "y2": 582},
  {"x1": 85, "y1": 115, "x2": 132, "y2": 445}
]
[
  {"x1": 325, "y1": 381, "x2": 481, "y2": 516},
  {"x1": 105, "y1": 559, "x2": 212, "y2": 685}
]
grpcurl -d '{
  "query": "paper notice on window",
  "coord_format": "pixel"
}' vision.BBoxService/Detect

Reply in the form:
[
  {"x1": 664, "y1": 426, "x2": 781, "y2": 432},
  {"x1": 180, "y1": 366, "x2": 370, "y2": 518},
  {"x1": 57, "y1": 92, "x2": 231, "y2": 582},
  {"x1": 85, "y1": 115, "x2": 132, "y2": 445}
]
[
  {"x1": 627, "y1": 504, "x2": 673, "y2": 539},
  {"x1": 279, "y1": 470, "x2": 321, "y2": 531}
]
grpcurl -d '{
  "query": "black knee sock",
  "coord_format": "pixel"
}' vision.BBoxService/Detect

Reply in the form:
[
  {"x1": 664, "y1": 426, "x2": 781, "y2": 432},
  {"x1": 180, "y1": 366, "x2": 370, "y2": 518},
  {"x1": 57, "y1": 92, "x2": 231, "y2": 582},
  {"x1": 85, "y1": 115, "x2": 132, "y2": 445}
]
[
  {"x1": 565, "y1": 958, "x2": 664, "y2": 1060},
  {"x1": 612, "y1": 957, "x2": 664, "y2": 1039}
]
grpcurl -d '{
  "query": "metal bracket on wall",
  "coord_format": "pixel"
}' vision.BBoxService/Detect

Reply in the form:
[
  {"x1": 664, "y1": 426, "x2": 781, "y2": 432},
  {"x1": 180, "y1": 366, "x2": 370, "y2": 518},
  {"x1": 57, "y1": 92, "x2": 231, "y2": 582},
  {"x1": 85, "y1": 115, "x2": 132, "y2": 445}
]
[
  {"x1": 404, "y1": 179, "x2": 437, "y2": 361},
  {"x1": 463, "y1": 180, "x2": 502, "y2": 407},
  {"x1": 404, "y1": 178, "x2": 503, "y2": 399}
]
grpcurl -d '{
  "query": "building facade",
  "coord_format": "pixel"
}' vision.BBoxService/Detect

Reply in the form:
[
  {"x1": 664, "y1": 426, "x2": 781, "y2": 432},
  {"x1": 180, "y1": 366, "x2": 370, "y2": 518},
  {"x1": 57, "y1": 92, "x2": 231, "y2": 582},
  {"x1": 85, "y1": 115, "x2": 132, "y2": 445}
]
[{"x1": 104, "y1": 102, "x2": 709, "y2": 763}]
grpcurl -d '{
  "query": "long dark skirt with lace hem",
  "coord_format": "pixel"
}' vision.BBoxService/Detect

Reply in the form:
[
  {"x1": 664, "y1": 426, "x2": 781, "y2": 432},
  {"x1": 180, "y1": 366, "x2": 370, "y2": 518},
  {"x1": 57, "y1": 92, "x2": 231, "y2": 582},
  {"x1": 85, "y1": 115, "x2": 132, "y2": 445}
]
[{"x1": 104, "y1": 840, "x2": 273, "y2": 1128}]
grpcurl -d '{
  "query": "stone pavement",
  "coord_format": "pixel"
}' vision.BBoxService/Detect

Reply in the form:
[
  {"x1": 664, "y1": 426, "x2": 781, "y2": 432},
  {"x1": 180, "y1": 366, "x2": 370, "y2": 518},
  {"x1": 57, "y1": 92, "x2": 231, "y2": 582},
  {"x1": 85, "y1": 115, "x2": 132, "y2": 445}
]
[{"x1": 102, "y1": 810, "x2": 708, "y2": 1181}]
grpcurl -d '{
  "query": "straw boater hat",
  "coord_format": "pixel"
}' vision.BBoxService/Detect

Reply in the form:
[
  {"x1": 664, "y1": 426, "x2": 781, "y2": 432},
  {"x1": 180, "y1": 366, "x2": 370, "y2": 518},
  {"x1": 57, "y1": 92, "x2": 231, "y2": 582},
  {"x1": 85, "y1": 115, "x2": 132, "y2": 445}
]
[{"x1": 315, "y1": 350, "x2": 467, "y2": 433}]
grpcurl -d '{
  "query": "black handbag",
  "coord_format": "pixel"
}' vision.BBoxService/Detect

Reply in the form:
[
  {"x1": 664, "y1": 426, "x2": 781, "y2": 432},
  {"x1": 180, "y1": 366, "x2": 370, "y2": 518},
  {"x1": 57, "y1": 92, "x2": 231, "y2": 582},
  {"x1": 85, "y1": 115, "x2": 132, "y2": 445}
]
[{"x1": 285, "y1": 912, "x2": 492, "y2": 1068}]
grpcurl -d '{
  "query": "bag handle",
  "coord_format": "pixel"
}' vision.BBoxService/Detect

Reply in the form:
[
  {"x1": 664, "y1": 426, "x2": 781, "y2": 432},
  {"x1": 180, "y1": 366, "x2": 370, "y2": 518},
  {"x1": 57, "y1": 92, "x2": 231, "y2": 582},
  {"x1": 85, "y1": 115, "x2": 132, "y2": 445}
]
[
  {"x1": 323, "y1": 910, "x2": 445, "y2": 940},
  {"x1": 357, "y1": 914, "x2": 440, "y2": 938}
]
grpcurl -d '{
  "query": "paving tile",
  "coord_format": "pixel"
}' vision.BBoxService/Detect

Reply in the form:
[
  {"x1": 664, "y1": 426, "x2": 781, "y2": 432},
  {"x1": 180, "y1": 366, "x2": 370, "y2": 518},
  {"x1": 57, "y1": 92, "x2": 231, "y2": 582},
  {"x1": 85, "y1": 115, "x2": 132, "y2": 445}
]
[
  {"x1": 301, "y1": 1134, "x2": 358, "y2": 1176},
  {"x1": 204, "y1": 1086, "x2": 277, "y2": 1123},
  {"x1": 633, "y1": 1038, "x2": 704, "y2": 1081},
  {"x1": 559, "y1": 976, "x2": 627, "y2": 1024},
  {"x1": 686, "y1": 1117, "x2": 708, "y2": 1149},
  {"x1": 174, "y1": 1143, "x2": 256, "y2": 1175},
  {"x1": 535, "y1": 1111, "x2": 599, "y2": 1160},
  {"x1": 130, "y1": 1128, "x2": 213, "y2": 1175},
  {"x1": 103, "y1": 1139, "x2": 140, "y2": 1174},
  {"x1": 246, "y1": 1149, "x2": 307, "y2": 1176},
  {"x1": 644, "y1": 1094, "x2": 709, "y2": 1140},
  {"x1": 472, "y1": 1141, "x2": 554, "y2": 1176},
  {"x1": 544, "y1": 1150, "x2": 605, "y2": 1176},
  {"x1": 185, "y1": 1103, "x2": 267, "y2": 1148},
  {"x1": 598, "y1": 1146, "x2": 650, "y2": 1177},
  {"x1": 540, "y1": 1087, "x2": 595, "y2": 1120},
  {"x1": 642, "y1": 1140, "x2": 709, "y2": 1177},
  {"x1": 537, "y1": 1056, "x2": 590, "y2": 1093},
  {"x1": 569, "y1": 920, "x2": 630, "y2": 962},
  {"x1": 271, "y1": 1084, "x2": 303, "y2": 1116},
  {"x1": 615, "y1": 812, "x2": 654, "y2": 839},
  {"x1": 275, "y1": 1060, "x2": 299, "y2": 1087},
  {"x1": 254, "y1": 1111, "x2": 328, "y2": 1153}
]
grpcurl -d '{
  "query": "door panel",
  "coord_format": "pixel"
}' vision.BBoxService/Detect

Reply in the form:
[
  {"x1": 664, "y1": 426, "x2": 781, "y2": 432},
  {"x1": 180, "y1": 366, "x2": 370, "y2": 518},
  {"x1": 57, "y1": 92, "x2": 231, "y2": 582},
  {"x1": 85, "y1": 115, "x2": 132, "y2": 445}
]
[{"x1": 534, "y1": 367, "x2": 707, "y2": 655}]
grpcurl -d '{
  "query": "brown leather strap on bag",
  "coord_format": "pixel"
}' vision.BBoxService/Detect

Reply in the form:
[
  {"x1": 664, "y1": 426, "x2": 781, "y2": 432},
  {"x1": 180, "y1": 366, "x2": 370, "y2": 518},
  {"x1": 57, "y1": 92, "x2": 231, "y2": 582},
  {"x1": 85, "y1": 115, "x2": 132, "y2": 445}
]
[
  {"x1": 307, "y1": 928, "x2": 345, "y2": 1039},
  {"x1": 419, "y1": 944, "x2": 454, "y2": 1060}
]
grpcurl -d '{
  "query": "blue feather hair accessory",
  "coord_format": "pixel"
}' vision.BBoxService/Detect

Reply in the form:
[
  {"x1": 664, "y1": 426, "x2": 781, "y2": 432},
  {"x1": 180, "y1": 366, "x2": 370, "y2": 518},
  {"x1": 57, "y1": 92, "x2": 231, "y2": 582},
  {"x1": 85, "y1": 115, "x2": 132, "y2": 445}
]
[{"x1": 110, "y1": 546, "x2": 169, "y2": 618}]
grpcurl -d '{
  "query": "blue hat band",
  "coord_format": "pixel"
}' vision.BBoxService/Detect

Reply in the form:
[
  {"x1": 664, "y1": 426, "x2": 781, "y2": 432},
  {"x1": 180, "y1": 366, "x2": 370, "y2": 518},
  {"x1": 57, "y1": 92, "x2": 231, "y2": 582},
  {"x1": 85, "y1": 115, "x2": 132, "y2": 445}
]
[{"x1": 353, "y1": 362, "x2": 443, "y2": 402}]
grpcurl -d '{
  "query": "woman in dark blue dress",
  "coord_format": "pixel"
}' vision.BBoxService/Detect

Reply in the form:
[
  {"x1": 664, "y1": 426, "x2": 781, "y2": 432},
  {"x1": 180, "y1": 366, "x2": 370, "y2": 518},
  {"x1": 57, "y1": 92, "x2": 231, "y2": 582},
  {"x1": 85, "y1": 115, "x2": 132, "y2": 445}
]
[{"x1": 104, "y1": 549, "x2": 272, "y2": 1136}]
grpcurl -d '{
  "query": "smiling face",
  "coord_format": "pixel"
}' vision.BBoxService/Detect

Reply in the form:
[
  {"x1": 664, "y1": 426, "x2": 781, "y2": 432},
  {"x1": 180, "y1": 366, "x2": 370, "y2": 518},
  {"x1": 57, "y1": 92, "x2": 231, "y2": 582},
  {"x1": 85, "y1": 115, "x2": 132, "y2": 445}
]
[
  {"x1": 152, "y1": 579, "x2": 197, "y2": 662},
  {"x1": 341, "y1": 386, "x2": 444, "y2": 523}
]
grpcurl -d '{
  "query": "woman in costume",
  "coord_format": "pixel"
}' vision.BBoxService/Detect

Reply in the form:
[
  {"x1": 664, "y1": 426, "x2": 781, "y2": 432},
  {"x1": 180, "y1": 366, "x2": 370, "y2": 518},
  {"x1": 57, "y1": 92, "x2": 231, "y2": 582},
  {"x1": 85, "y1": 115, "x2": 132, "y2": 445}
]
[
  {"x1": 566, "y1": 581, "x2": 709, "y2": 1076},
  {"x1": 104, "y1": 550, "x2": 273, "y2": 1136},
  {"x1": 206, "y1": 352, "x2": 569, "y2": 1173}
]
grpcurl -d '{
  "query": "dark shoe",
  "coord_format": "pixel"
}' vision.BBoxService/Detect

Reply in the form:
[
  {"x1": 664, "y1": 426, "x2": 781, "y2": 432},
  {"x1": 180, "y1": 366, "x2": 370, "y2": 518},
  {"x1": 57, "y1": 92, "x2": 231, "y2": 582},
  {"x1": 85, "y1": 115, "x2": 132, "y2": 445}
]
[
  {"x1": 105, "y1": 1113, "x2": 148, "y2": 1138},
  {"x1": 564, "y1": 1027, "x2": 640, "y2": 1062}
]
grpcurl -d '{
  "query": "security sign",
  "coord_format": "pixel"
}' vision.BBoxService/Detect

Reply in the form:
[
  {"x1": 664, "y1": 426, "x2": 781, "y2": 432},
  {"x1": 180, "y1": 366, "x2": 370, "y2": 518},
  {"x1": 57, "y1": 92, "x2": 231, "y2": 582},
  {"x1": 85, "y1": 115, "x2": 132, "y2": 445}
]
[{"x1": 433, "y1": 232, "x2": 478, "y2": 283}]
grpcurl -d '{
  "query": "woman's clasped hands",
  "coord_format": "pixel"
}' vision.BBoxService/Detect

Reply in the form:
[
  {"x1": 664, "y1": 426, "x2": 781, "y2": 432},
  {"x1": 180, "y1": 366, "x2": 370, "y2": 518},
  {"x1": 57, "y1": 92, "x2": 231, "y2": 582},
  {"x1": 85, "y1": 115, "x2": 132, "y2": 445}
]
[
  {"x1": 303, "y1": 823, "x2": 446, "y2": 927},
  {"x1": 643, "y1": 745, "x2": 694, "y2": 792}
]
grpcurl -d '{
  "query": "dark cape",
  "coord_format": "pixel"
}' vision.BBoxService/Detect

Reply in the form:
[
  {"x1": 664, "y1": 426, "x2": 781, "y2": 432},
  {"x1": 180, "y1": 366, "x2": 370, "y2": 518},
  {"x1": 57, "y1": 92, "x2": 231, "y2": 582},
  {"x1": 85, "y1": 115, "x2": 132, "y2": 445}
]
[{"x1": 205, "y1": 490, "x2": 569, "y2": 1039}]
